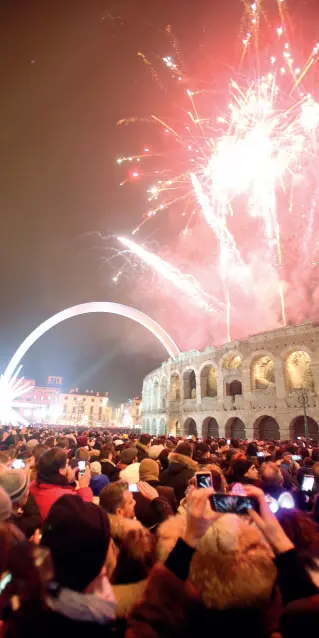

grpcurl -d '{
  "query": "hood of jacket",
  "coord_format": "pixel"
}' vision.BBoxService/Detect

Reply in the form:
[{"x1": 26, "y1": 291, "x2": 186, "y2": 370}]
[
  {"x1": 47, "y1": 577, "x2": 116, "y2": 625},
  {"x1": 168, "y1": 452, "x2": 197, "y2": 474},
  {"x1": 108, "y1": 513, "x2": 145, "y2": 542}
]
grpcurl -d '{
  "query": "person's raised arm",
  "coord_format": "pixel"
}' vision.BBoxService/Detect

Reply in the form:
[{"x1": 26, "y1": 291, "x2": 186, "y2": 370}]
[{"x1": 245, "y1": 485, "x2": 318, "y2": 604}]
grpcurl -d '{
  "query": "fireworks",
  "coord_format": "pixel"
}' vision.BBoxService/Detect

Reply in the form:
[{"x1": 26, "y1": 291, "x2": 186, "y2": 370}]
[
  {"x1": 115, "y1": 0, "x2": 319, "y2": 345},
  {"x1": 118, "y1": 236, "x2": 223, "y2": 314}
]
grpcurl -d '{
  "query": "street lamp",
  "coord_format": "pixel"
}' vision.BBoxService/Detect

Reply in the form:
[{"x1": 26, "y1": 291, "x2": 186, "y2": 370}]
[{"x1": 295, "y1": 387, "x2": 309, "y2": 439}]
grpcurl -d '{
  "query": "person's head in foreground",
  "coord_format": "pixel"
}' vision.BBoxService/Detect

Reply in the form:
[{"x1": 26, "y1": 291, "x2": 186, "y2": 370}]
[
  {"x1": 99, "y1": 481, "x2": 135, "y2": 519},
  {"x1": 41, "y1": 495, "x2": 114, "y2": 594}
]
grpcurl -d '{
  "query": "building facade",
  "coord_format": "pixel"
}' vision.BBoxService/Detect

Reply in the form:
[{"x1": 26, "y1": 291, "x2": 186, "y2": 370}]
[
  {"x1": 18, "y1": 381, "x2": 63, "y2": 423},
  {"x1": 60, "y1": 389, "x2": 112, "y2": 427},
  {"x1": 17, "y1": 377, "x2": 112, "y2": 426},
  {"x1": 141, "y1": 322, "x2": 319, "y2": 441}
]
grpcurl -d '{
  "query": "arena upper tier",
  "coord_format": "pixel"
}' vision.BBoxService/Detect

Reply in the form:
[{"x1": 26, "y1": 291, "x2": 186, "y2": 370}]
[{"x1": 141, "y1": 322, "x2": 319, "y2": 441}]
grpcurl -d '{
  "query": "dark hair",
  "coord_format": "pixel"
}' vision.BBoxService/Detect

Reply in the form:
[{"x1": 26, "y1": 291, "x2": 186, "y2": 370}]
[
  {"x1": 37, "y1": 448, "x2": 67, "y2": 479},
  {"x1": 158, "y1": 448, "x2": 170, "y2": 470},
  {"x1": 247, "y1": 442, "x2": 258, "y2": 457},
  {"x1": 33, "y1": 445, "x2": 49, "y2": 464},
  {"x1": 44, "y1": 437, "x2": 55, "y2": 447},
  {"x1": 56, "y1": 437, "x2": 69, "y2": 450},
  {"x1": 231, "y1": 438, "x2": 240, "y2": 449},
  {"x1": 100, "y1": 444, "x2": 113, "y2": 460},
  {"x1": 99, "y1": 481, "x2": 128, "y2": 514},
  {"x1": 139, "y1": 434, "x2": 151, "y2": 446}
]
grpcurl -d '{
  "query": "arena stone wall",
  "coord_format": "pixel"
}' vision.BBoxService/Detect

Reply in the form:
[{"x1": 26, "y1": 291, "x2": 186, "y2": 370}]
[{"x1": 141, "y1": 321, "x2": 319, "y2": 441}]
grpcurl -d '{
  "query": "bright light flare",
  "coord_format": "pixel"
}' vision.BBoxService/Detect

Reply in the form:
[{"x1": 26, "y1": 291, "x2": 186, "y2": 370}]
[{"x1": 0, "y1": 366, "x2": 34, "y2": 425}]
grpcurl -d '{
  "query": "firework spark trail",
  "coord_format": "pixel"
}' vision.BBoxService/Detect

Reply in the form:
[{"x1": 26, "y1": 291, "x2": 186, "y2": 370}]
[
  {"x1": 116, "y1": 0, "x2": 319, "y2": 344},
  {"x1": 117, "y1": 236, "x2": 223, "y2": 314}
]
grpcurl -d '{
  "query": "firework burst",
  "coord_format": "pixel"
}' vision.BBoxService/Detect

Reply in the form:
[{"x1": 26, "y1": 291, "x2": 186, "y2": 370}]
[{"x1": 114, "y1": 0, "x2": 319, "y2": 345}]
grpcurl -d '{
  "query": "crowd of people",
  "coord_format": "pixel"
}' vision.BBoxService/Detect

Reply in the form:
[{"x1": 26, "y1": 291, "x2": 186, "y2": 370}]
[{"x1": 0, "y1": 424, "x2": 319, "y2": 637}]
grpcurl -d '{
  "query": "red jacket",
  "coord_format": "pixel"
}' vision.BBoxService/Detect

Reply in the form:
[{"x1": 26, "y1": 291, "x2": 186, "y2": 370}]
[{"x1": 29, "y1": 481, "x2": 93, "y2": 522}]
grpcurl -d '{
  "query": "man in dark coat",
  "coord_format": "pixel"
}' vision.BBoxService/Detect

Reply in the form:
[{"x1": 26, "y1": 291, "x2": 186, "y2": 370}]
[
  {"x1": 160, "y1": 442, "x2": 197, "y2": 504},
  {"x1": 134, "y1": 458, "x2": 177, "y2": 528},
  {"x1": 136, "y1": 434, "x2": 151, "y2": 463}
]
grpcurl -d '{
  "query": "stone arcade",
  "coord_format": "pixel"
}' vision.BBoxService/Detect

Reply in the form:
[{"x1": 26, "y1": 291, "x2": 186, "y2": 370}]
[{"x1": 141, "y1": 322, "x2": 319, "y2": 441}]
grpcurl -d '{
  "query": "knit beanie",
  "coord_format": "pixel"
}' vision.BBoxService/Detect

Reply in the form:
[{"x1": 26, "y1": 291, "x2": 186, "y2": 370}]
[
  {"x1": 139, "y1": 458, "x2": 159, "y2": 482},
  {"x1": 175, "y1": 442, "x2": 193, "y2": 458},
  {"x1": 42, "y1": 495, "x2": 111, "y2": 592},
  {"x1": 231, "y1": 459, "x2": 253, "y2": 481},
  {"x1": 90, "y1": 461, "x2": 102, "y2": 475},
  {"x1": 0, "y1": 467, "x2": 29, "y2": 503},
  {"x1": 0, "y1": 486, "x2": 12, "y2": 521}
]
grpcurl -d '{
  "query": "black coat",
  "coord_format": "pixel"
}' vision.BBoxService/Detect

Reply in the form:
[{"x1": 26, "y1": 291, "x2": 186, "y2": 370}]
[
  {"x1": 134, "y1": 480, "x2": 177, "y2": 528},
  {"x1": 9, "y1": 493, "x2": 41, "y2": 539},
  {"x1": 6, "y1": 606, "x2": 123, "y2": 638},
  {"x1": 136, "y1": 442, "x2": 149, "y2": 463},
  {"x1": 160, "y1": 452, "x2": 197, "y2": 504},
  {"x1": 100, "y1": 459, "x2": 121, "y2": 482}
]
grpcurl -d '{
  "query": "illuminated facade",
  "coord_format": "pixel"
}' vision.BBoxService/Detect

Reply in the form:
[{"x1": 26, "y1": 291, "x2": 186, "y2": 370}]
[
  {"x1": 60, "y1": 389, "x2": 112, "y2": 427},
  {"x1": 114, "y1": 398, "x2": 142, "y2": 428},
  {"x1": 17, "y1": 377, "x2": 112, "y2": 426},
  {"x1": 18, "y1": 379, "x2": 63, "y2": 423},
  {"x1": 142, "y1": 322, "x2": 319, "y2": 441}
]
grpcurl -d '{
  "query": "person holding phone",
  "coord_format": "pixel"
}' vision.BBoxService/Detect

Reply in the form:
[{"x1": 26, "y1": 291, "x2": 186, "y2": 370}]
[{"x1": 29, "y1": 448, "x2": 93, "y2": 522}]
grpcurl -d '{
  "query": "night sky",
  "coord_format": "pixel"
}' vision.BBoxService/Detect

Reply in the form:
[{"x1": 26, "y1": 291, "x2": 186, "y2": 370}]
[{"x1": 0, "y1": 0, "x2": 317, "y2": 402}]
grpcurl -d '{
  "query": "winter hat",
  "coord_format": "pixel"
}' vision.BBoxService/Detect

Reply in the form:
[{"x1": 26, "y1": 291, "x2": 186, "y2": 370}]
[
  {"x1": 0, "y1": 485, "x2": 12, "y2": 521},
  {"x1": 139, "y1": 458, "x2": 159, "y2": 482},
  {"x1": 120, "y1": 462, "x2": 140, "y2": 485},
  {"x1": 196, "y1": 442, "x2": 210, "y2": 455},
  {"x1": 114, "y1": 439, "x2": 124, "y2": 447},
  {"x1": 26, "y1": 438, "x2": 38, "y2": 450},
  {"x1": 231, "y1": 459, "x2": 254, "y2": 481},
  {"x1": 175, "y1": 442, "x2": 193, "y2": 458},
  {"x1": 90, "y1": 461, "x2": 102, "y2": 475},
  {"x1": 120, "y1": 447, "x2": 138, "y2": 466},
  {"x1": 148, "y1": 444, "x2": 164, "y2": 460},
  {"x1": 0, "y1": 467, "x2": 29, "y2": 503},
  {"x1": 42, "y1": 494, "x2": 111, "y2": 592},
  {"x1": 190, "y1": 514, "x2": 276, "y2": 610}
]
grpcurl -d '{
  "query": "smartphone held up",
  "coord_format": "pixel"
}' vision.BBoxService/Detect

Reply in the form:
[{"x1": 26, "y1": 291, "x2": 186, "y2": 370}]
[
  {"x1": 77, "y1": 460, "x2": 86, "y2": 476},
  {"x1": 210, "y1": 494, "x2": 259, "y2": 515}
]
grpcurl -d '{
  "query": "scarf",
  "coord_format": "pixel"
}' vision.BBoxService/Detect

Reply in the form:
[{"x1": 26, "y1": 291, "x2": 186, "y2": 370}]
[{"x1": 47, "y1": 577, "x2": 116, "y2": 624}]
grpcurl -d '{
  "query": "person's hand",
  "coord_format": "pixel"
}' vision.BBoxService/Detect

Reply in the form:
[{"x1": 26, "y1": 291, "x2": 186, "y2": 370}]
[
  {"x1": 78, "y1": 464, "x2": 91, "y2": 488},
  {"x1": 30, "y1": 529, "x2": 42, "y2": 545},
  {"x1": 244, "y1": 485, "x2": 294, "y2": 555},
  {"x1": 137, "y1": 481, "x2": 159, "y2": 501},
  {"x1": 183, "y1": 486, "x2": 216, "y2": 548}
]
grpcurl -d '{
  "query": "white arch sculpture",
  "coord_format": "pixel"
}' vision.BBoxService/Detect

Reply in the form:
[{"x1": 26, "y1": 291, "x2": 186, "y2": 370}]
[{"x1": 4, "y1": 302, "x2": 180, "y2": 380}]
